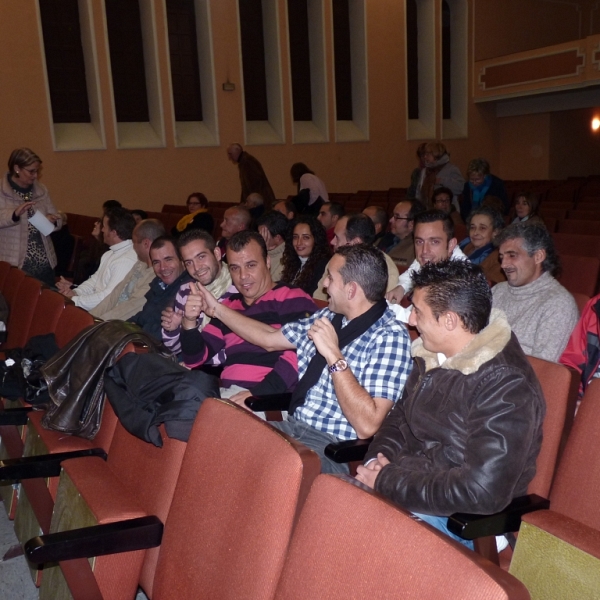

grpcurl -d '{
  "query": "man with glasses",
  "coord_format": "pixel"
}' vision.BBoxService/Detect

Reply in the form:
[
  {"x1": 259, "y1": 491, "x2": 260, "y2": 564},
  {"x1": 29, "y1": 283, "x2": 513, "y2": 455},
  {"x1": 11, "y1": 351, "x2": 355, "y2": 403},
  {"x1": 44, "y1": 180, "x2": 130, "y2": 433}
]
[{"x1": 384, "y1": 199, "x2": 425, "y2": 266}]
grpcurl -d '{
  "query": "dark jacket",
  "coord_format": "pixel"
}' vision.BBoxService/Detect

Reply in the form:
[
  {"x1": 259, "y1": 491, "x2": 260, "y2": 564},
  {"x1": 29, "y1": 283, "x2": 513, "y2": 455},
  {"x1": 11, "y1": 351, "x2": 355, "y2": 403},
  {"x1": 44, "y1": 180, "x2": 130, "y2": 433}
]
[
  {"x1": 460, "y1": 174, "x2": 509, "y2": 221},
  {"x1": 42, "y1": 320, "x2": 170, "y2": 439},
  {"x1": 129, "y1": 271, "x2": 192, "y2": 341},
  {"x1": 237, "y1": 151, "x2": 276, "y2": 207},
  {"x1": 365, "y1": 310, "x2": 545, "y2": 516}
]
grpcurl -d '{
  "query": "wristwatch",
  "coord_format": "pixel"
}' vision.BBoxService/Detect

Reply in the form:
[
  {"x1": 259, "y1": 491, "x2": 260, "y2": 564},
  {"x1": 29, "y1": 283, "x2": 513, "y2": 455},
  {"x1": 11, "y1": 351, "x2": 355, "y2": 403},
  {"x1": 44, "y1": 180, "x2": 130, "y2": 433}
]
[{"x1": 328, "y1": 358, "x2": 348, "y2": 374}]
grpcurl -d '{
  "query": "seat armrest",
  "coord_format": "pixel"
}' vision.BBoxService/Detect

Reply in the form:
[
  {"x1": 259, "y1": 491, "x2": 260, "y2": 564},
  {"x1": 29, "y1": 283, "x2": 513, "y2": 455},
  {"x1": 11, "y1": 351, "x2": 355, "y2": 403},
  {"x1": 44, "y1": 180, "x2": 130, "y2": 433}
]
[
  {"x1": 0, "y1": 448, "x2": 107, "y2": 481},
  {"x1": 25, "y1": 515, "x2": 163, "y2": 565},
  {"x1": 245, "y1": 393, "x2": 292, "y2": 412},
  {"x1": 447, "y1": 494, "x2": 550, "y2": 540},
  {"x1": 324, "y1": 437, "x2": 373, "y2": 463},
  {"x1": 0, "y1": 406, "x2": 33, "y2": 426}
]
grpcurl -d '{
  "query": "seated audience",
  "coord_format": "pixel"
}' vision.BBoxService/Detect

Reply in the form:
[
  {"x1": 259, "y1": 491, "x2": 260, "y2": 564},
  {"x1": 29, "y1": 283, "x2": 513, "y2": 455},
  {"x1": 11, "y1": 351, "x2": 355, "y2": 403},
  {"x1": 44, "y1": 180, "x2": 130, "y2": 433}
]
[
  {"x1": 459, "y1": 206, "x2": 506, "y2": 284},
  {"x1": 317, "y1": 201, "x2": 344, "y2": 244},
  {"x1": 512, "y1": 191, "x2": 545, "y2": 227},
  {"x1": 357, "y1": 260, "x2": 545, "y2": 549},
  {"x1": 386, "y1": 210, "x2": 467, "y2": 305},
  {"x1": 257, "y1": 210, "x2": 289, "y2": 282},
  {"x1": 162, "y1": 229, "x2": 235, "y2": 354},
  {"x1": 314, "y1": 213, "x2": 400, "y2": 301},
  {"x1": 416, "y1": 142, "x2": 464, "y2": 209},
  {"x1": 493, "y1": 223, "x2": 579, "y2": 362},
  {"x1": 217, "y1": 205, "x2": 251, "y2": 257},
  {"x1": 243, "y1": 192, "x2": 266, "y2": 222},
  {"x1": 560, "y1": 292, "x2": 600, "y2": 401},
  {"x1": 91, "y1": 219, "x2": 166, "y2": 320},
  {"x1": 131, "y1": 209, "x2": 148, "y2": 224},
  {"x1": 57, "y1": 207, "x2": 137, "y2": 311},
  {"x1": 363, "y1": 205, "x2": 393, "y2": 249},
  {"x1": 290, "y1": 162, "x2": 329, "y2": 215},
  {"x1": 197, "y1": 244, "x2": 412, "y2": 473},
  {"x1": 383, "y1": 199, "x2": 426, "y2": 267},
  {"x1": 432, "y1": 186, "x2": 464, "y2": 227},
  {"x1": 273, "y1": 199, "x2": 297, "y2": 221},
  {"x1": 177, "y1": 231, "x2": 317, "y2": 403},
  {"x1": 460, "y1": 158, "x2": 509, "y2": 221},
  {"x1": 280, "y1": 216, "x2": 331, "y2": 296},
  {"x1": 128, "y1": 236, "x2": 191, "y2": 340},
  {"x1": 173, "y1": 192, "x2": 214, "y2": 237}
]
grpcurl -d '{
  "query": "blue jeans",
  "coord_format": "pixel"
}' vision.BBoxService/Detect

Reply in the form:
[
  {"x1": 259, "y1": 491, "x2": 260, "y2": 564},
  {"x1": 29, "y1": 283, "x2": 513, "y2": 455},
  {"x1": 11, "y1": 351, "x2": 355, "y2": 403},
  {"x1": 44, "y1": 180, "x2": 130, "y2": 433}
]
[
  {"x1": 412, "y1": 512, "x2": 475, "y2": 550},
  {"x1": 270, "y1": 417, "x2": 350, "y2": 475}
]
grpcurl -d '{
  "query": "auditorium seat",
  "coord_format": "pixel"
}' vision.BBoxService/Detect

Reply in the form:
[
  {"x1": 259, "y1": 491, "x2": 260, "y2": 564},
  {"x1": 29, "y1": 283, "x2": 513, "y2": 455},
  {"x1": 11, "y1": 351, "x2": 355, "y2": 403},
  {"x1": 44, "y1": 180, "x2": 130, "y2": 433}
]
[
  {"x1": 0, "y1": 276, "x2": 41, "y2": 352},
  {"x1": 552, "y1": 233, "x2": 600, "y2": 259},
  {"x1": 0, "y1": 260, "x2": 11, "y2": 289},
  {"x1": 538, "y1": 208, "x2": 567, "y2": 220},
  {"x1": 509, "y1": 379, "x2": 600, "y2": 599},
  {"x1": 274, "y1": 474, "x2": 530, "y2": 600},
  {"x1": 26, "y1": 398, "x2": 321, "y2": 600},
  {"x1": 556, "y1": 255, "x2": 600, "y2": 297},
  {"x1": 1, "y1": 266, "x2": 25, "y2": 307},
  {"x1": 566, "y1": 210, "x2": 600, "y2": 221},
  {"x1": 557, "y1": 220, "x2": 600, "y2": 236}
]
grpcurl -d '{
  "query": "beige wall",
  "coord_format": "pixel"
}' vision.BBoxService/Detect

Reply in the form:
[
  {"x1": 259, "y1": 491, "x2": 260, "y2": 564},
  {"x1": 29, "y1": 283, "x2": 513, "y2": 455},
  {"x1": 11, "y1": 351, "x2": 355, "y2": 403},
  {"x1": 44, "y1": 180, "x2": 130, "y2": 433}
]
[{"x1": 2, "y1": 1, "x2": 596, "y2": 220}]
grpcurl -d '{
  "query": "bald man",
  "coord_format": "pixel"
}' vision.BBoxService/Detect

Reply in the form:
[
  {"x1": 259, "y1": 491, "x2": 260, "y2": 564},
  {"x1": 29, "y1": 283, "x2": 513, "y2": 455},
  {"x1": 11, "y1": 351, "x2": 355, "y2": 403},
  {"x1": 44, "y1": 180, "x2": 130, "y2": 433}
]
[{"x1": 227, "y1": 143, "x2": 276, "y2": 208}]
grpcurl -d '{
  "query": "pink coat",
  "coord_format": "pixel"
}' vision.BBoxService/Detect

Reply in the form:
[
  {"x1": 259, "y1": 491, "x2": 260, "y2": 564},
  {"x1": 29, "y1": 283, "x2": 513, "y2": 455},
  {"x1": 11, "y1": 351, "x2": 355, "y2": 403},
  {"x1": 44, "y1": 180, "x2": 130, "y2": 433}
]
[{"x1": 0, "y1": 174, "x2": 61, "y2": 268}]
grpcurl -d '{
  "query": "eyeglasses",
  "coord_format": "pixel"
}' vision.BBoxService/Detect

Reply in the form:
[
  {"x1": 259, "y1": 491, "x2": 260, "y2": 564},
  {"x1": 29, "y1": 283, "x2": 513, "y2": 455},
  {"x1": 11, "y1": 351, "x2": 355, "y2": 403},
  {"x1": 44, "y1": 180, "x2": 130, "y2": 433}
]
[
  {"x1": 22, "y1": 167, "x2": 39, "y2": 175},
  {"x1": 392, "y1": 215, "x2": 411, "y2": 221}
]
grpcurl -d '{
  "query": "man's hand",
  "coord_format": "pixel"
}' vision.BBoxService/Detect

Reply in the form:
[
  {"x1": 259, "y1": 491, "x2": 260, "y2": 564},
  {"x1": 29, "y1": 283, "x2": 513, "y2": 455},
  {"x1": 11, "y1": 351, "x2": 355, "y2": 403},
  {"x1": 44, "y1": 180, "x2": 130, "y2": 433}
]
[
  {"x1": 161, "y1": 307, "x2": 183, "y2": 332},
  {"x1": 56, "y1": 276, "x2": 71, "y2": 292},
  {"x1": 192, "y1": 281, "x2": 220, "y2": 318},
  {"x1": 258, "y1": 225, "x2": 273, "y2": 250},
  {"x1": 229, "y1": 390, "x2": 252, "y2": 411},
  {"x1": 355, "y1": 453, "x2": 390, "y2": 489},
  {"x1": 307, "y1": 317, "x2": 340, "y2": 364},
  {"x1": 386, "y1": 285, "x2": 405, "y2": 304},
  {"x1": 46, "y1": 213, "x2": 59, "y2": 224},
  {"x1": 183, "y1": 282, "x2": 206, "y2": 322}
]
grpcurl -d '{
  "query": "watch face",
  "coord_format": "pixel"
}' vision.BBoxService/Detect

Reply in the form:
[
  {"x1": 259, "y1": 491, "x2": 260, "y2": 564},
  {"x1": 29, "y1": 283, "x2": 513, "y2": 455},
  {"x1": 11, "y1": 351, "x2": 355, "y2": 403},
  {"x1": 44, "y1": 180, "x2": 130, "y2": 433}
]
[{"x1": 330, "y1": 359, "x2": 348, "y2": 373}]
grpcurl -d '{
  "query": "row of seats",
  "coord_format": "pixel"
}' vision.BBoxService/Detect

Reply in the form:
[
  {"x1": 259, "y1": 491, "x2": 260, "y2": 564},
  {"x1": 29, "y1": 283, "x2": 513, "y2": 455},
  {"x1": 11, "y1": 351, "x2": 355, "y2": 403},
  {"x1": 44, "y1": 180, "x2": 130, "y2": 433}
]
[{"x1": 0, "y1": 265, "x2": 532, "y2": 599}]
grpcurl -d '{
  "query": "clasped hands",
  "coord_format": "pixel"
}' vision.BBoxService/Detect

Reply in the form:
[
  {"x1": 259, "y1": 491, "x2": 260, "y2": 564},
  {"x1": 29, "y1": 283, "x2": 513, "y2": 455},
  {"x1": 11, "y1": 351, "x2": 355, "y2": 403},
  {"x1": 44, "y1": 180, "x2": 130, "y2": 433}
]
[{"x1": 355, "y1": 453, "x2": 390, "y2": 489}]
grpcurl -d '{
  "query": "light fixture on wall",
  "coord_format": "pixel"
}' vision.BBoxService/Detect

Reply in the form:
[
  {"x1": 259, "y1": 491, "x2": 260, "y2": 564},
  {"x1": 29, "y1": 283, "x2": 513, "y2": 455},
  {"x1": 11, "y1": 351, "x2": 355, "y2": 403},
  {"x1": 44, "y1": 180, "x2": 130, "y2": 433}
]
[{"x1": 592, "y1": 116, "x2": 600, "y2": 132}]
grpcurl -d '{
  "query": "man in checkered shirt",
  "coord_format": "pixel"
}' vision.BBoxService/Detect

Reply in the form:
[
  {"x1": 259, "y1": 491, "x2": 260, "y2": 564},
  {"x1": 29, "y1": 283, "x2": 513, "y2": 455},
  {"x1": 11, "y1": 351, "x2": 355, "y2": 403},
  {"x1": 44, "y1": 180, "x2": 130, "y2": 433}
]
[{"x1": 196, "y1": 244, "x2": 412, "y2": 473}]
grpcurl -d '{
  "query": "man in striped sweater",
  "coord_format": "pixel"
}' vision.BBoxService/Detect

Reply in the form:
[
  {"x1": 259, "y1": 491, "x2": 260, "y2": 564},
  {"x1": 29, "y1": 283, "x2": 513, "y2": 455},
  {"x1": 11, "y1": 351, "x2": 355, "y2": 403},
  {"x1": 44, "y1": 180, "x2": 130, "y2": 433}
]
[{"x1": 179, "y1": 231, "x2": 317, "y2": 405}]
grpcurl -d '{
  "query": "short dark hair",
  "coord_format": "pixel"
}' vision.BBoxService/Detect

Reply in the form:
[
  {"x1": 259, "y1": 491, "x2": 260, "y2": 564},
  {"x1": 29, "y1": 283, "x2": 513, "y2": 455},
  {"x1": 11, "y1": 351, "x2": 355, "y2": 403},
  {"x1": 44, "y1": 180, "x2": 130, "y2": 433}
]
[
  {"x1": 131, "y1": 209, "x2": 148, "y2": 221},
  {"x1": 102, "y1": 199, "x2": 122, "y2": 211},
  {"x1": 466, "y1": 206, "x2": 505, "y2": 233},
  {"x1": 326, "y1": 202, "x2": 345, "y2": 219},
  {"x1": 405, "y1": 198, "x2": 427, "y2": 220},
  {"x1": 150, "y1": 236, "x2": 181, "y2": 259},
  {"x1": 414, "y1": 209, "x2": 455, "y2": 241},
  {"x1": 227, "y1": 230, "x2": 268, "y2": 261},
  {"x1": 178, "y1": 228, "x2": 216, "y2": 252},
  {"x1": 104, "y1": 207, "x2": 135, "y2": 241},
  {"x1": 187, "y1": 192, "x2": 208, "y2": 208},
  {"x1": 345, "y1": 213, "x2": 376, "y2": 245},
  {"x1": 495, "y1": 222, "x2": 559, "y2": 276},
  {"x1": 134, "y1": 218, "x2": 166, "y2": 242},
  {"x1": 274, "y1": 199, "x2": 296, "y2": 218},
  {"x1": 256, "y1": 210, "x2": 290, "y2": 240},
  {"x1": 431, "y1": 187, "x2": 453, "y2": 203},
  {"x1": 411, "y1": 259, "x2": 492, "y2": 334},
  {"x1": 335, "y1": 244, "x2": 387, "y2": 302}
]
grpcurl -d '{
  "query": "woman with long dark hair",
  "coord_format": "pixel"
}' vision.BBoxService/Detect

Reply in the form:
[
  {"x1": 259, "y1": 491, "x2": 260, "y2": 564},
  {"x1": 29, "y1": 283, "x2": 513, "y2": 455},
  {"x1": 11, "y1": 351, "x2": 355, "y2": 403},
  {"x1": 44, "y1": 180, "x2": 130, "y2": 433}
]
[{"x1": 280, "y1": 216, "x2": 330, "y2": 296}]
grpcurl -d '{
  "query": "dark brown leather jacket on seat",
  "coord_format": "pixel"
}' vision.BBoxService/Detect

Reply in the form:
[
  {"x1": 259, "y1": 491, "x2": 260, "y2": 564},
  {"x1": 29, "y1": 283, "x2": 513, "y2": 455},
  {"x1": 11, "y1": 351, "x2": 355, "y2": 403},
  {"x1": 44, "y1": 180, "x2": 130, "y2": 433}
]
[{"x1": 365, "y1": 309, "x2": 545, "y2": 516}]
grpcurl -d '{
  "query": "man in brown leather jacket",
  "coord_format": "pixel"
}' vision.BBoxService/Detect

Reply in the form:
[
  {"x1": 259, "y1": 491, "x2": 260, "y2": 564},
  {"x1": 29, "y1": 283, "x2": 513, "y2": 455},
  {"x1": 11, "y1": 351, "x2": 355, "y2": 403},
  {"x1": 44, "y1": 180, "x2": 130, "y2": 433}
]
[{"x1": 356, "y1": 259, "x2": 545, "y2": 548}]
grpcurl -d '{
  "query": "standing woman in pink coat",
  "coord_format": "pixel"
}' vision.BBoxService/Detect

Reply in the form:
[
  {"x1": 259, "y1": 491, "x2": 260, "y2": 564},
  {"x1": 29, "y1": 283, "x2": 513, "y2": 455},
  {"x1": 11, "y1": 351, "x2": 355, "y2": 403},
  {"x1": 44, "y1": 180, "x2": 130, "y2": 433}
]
[{"x1": 0, "y1": 148, "x2": 62, "y2": 287}]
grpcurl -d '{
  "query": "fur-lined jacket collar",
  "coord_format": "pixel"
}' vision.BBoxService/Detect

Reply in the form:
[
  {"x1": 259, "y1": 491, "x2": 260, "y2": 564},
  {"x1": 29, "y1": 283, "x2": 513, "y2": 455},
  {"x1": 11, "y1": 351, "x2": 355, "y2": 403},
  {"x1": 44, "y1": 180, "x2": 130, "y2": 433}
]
[{"x1": 411, "y1": 308, "x2": 511, "y2": 375}]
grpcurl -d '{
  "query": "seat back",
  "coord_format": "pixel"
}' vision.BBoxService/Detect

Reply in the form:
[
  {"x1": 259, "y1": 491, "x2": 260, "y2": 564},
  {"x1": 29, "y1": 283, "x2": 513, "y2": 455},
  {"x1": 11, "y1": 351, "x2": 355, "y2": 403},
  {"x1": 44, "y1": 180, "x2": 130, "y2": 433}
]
[
  {"x1": 3, "y1": 276, "x2": 41, "y2": 349},
  {"x1": 526, "y1": 357, "x2": 579, "y2": 498},
  {"x1": 54, "y1": 304, "x2": 95, "y2": 348},
  {"x1": 2, "y1": 267, "x2": 25, "y2": 307},
  {"x1": 274, "y1": 475, "x2": 530, "y2": 600},
  {"x1": 549, "y1": 379, "x2": 600, "y2": 530},
  {"x1": 0, "y1": 260, "x2": 11, "y2": 289},
  {"x1": 556, "y1": 255, "x2": 600, "y2": 297},
  {"x1": 552, "y1": 233, "x2": 600, "y2": 259},
  {"x1": 26, "y1": 289, "x2": 65, "y2": 339},
  {"x1": 152, "y1": 397, "x2": 320, "y2": 600}
]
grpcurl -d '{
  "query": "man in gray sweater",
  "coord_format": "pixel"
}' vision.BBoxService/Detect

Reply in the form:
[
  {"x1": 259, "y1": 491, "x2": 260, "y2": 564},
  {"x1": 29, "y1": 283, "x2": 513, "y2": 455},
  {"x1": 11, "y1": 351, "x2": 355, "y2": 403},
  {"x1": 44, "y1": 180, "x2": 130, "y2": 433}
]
[{"x1": 492, "y1": 223, "x2": 578, "y2": 362}]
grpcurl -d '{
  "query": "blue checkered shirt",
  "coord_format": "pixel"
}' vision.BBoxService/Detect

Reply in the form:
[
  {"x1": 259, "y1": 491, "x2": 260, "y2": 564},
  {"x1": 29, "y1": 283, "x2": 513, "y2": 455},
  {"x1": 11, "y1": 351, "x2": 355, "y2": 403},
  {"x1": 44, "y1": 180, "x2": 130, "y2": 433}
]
[{"x1": 281, "y1": 306, "x2": 412, "y2": 440}]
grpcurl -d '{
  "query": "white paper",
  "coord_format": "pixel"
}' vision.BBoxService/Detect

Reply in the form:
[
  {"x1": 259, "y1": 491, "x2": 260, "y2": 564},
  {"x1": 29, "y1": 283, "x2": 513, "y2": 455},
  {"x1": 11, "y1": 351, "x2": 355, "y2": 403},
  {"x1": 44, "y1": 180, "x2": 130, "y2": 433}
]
[
  {"x1": 28, "y1": 210, "x2": 55, "y2": 236},
  {"x1": 387, "y1": 300, "x2": 413, "y2": 324}
]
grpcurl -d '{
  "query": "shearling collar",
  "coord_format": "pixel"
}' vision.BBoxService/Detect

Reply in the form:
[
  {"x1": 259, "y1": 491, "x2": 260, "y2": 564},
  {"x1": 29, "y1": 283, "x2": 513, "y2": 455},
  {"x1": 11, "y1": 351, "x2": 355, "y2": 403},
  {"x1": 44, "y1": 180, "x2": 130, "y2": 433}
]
[{"x1": 412, "y1": 308, "x2": 512, "y2": 375}]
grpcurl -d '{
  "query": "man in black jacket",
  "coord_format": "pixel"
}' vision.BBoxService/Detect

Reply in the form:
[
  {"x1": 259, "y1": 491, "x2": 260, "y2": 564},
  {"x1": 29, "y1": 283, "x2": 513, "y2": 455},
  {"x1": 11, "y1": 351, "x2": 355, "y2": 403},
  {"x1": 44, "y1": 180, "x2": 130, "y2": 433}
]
[
  {"x1": 128, "y1": 236, "x2": 191, "y2": 341},
  {"x1": 356, "y1": 260, "x2": 545, "y2": 549}
]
